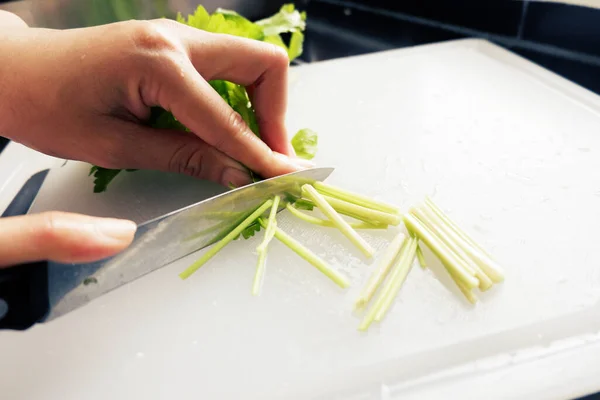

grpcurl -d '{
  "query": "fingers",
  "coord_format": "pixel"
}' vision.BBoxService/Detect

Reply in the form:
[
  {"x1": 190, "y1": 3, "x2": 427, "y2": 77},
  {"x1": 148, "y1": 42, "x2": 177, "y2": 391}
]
[
  {"x1": 182, "y1": 30, "x2": 295, "y2": 156},
  {"x1": 146, "y1": 55, "x2": 312, "y2": 179},
  {"x1": 98, "y1": 121, "x2": 254, "y2": 187},
  {"x1": 0, "y1": 212, "x2": 136, "y2": 268}
]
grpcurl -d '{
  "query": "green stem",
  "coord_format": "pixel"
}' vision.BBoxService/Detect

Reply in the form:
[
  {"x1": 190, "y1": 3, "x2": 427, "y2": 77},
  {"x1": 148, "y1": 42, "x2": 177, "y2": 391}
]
[
  {"x1": 313, "y1": 181, "x2": 400, "y2": 215},
  {"x1": 252, "y1": 196, "x2": 281, "y2": 296},
  {"x1": 302, "y1": 184, "x2": 375, "y2": 258},
  {"x1": 425, "y1": 197, "x2": 492, "y2": 258},
  {"x1": 355, "y1": 232, "x2": 407, "y2": 309},
  {"x1": 286, "y1": 203, "x2": 386, "y2": 230},
  {"x1": 413, "y1": 207, "x2": 493, "y2": 291},
  {"x1": 416, "y1": 243, "x2": 427, "y2": 268},
  {"x1": 403, "y1": 213, "x2": 479, "y2": 289},
  {"x1": 374, "y1": 238, "x2": 418, "y2": 322},
  {"x1": 358, "y1": 238, "x2": 415, "y2": 331},
  {"x1": 179, "y1": 199, "x2": 274, "y2": 280},
  {"x1": 319, "y1": 194, "x2": 402, "y2": 226},
  {"x1": 421, "y1": 203, "x2": 504, "y2": 284},
  {"x1": 258, "y1": 218, "x2": 350, "y2": 288}
]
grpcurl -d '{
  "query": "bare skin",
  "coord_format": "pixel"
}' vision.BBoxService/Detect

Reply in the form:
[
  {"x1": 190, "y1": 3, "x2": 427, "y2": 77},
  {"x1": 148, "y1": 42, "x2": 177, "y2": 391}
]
[{"x1": 0, "y1": 11, "x2": 312, "y2": 267}]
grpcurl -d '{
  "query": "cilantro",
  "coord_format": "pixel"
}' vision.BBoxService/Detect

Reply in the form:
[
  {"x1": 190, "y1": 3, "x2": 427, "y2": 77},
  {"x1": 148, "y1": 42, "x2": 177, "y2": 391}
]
[
  {"x1": 291, "y1": 128, "x2": 318, "y2": 160},
  {"x1": 83, "y1": 277, "x2": 98, "y2": 285},
  {"x1": 89, "y1": 3, "x2": 309, "y2": 193}
]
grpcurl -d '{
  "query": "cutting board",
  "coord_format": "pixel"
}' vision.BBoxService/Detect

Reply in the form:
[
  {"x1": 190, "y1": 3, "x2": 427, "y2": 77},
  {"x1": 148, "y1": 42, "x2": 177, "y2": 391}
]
[{"x1": 2, "y1": 38, "x2": 600, "y2": 400}]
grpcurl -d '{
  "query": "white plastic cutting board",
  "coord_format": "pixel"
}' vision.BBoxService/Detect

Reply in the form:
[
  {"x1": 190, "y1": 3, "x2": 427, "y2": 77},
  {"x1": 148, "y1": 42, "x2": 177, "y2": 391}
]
[{"x1": 2, "y1": 38, "x2": 600, "y2": 400}]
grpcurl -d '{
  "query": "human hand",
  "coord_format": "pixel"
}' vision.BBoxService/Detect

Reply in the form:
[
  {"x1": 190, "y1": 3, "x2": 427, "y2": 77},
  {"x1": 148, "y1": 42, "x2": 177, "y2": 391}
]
[
  {"x1": 0, "y1": 212, "x2": 136, "y2": 268},
  {"x1": 0, "y1": 17, "x2": 313, "y2": 188}
]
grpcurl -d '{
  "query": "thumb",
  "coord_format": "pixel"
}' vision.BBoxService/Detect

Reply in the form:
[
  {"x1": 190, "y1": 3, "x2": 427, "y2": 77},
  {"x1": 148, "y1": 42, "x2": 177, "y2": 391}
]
[{"x1": 0, "y1": 212, "x2": 137, "y2": 268}]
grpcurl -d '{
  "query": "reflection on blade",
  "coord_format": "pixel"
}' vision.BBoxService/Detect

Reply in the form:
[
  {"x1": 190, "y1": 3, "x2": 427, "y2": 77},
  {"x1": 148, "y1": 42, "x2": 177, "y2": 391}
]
[{"x1": 45, "y1": 167, "x2": 334, "y2": 321}]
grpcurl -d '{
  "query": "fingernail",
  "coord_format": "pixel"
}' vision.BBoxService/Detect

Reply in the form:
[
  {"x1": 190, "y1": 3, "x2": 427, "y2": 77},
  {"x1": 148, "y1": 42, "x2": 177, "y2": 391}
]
[
  {"x1": 222, "y1": 167, "x2": 252, "y2": 188},
  {"x1": 292, "y1": 157, "x2": 316, "y2": 168},
  {"x1": 94, "y1": 219, "x2": 137, "y2": 242},
  {"x1": 274, "y1": 152, "x2": 316, "y2": 170}
]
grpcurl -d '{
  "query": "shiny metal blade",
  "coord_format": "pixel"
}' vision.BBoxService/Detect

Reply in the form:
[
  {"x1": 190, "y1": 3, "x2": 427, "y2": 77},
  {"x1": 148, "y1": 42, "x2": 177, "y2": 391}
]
[{"x1": 45, "y1": 167, "x2": 334, "y2": 321}]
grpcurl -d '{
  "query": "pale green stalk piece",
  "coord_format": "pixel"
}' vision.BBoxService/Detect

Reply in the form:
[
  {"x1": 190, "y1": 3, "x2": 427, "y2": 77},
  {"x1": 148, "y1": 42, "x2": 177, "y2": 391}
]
[
  {"x1": 297, "y1": 198, "x2": 386, "y2": 224},
  {"x1": 285, "y1": 203, "x2": 386, "y2": 230},
  {"x1": 256, "y1": 195, "x2": 280, "y2": 253},
  {"x1": 313, "y1": 181, "x2": 401, "y2": 215},
  {"x1": 179, "y1": 199, "x2": 274, "y2": 280},
  {"x1": 302, "y1": 184, "x2": 375, "y2": 258},
  {"x1": 451, "y1": 272, "x2": 478, "y2": 304},
  {"x1": 421, "y1": 203, "x2": 504, "y2": 284},
  {"x1": 358, "y1": 238, "x2": 415, "y2": 331},
  {"x1": 416, "y1": 243, "x2": 427, "y2": 269},
  {"x1": 320, "y1": 194, "x2": 402, "y2": 226},
  {"x1": 252, "y1": 196, "x2": 281, "y2": 296},
  {"x1": 425, "y1": 197, "x2": 492, "y2": 258},
  {"x1": 258, "y1": 218, "x2": 350, "y2": 288},
  {"x1": 374, "y1": 239, "x2": 418, "y2": 322},
  {"x1": 355, "y1": 232, "x2": 407, "y2": 309},
  {"x1": 413, "y1": 208, "x2": 493, "y2": 291},
  {"x1": 403, "y1": 214, "x2": 479, "y2": 289}
]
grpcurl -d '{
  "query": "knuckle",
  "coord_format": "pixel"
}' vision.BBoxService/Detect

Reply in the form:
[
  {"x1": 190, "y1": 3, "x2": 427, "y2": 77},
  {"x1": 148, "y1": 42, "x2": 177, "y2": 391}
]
[
  {"x1": 265, "y1": 44, "x2": 290, "y2": 68},
  {"x1": 36, "y1": 211, "x2": 64, "y2": 243},
  {"x1": 129, "y1": 20, "x2": 181, "y2": 54},
  {"x1": 168, "y1": 142, "x2": 206, "y2": 178}
]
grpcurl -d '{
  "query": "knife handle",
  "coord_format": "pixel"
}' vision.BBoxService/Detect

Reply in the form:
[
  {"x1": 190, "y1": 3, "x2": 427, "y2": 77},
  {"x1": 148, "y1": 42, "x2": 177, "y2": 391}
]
[{"x1": 0, "y1": 169, "x2": 50, "y2": 330}]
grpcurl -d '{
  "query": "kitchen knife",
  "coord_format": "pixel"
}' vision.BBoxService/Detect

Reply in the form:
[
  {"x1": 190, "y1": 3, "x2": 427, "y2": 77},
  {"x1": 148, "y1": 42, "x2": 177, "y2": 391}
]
[{"x1": 0, "y1": 166, "x2": 334, "y2": 330}]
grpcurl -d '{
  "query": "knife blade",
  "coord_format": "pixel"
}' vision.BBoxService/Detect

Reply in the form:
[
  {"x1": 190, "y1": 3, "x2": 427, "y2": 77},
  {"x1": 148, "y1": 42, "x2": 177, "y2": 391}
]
[{"x1": 0, "y1": 166, "x2": 334, "y2": 330}]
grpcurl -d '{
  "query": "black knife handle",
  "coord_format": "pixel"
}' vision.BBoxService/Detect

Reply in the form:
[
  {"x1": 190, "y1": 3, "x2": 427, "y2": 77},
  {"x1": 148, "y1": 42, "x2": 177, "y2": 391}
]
[{"x1": 0, "y1": 169, "x2": 50, "y2": 330}]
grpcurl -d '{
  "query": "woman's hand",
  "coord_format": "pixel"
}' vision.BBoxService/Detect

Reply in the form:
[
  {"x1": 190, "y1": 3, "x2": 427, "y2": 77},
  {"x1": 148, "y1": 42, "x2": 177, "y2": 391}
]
[{"x1": 0, "y1": 17, "x2": 312, "y2": 188}]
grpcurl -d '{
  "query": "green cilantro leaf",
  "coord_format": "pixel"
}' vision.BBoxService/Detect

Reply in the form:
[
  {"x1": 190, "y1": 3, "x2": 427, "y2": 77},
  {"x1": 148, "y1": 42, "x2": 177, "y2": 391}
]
[{"x1": 291, "y1": 128, "x2": 318, "y2": 160}]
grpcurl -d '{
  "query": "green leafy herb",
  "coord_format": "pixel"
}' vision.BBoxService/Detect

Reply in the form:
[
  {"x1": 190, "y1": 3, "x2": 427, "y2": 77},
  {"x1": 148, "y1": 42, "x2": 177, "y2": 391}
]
[{"x1": 291, "y1": 128, "x2": 318, "y2": 160}]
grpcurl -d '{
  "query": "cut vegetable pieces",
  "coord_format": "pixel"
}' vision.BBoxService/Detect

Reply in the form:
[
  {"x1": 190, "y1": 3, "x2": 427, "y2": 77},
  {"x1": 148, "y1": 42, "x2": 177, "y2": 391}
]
[
  {"x1": 319, "y1": 194, "x2": 402, "y2": 226},
  {"x1": 416, "y1": 243, "x2": 427, "y2": 268},
  {"x1": 403, "y1": 213, "x2": 480, "y2": 289},
  {"x1": 302, "y1": 184, "x2": 375, "y2": 258},
  {"x1": 253, "y1": 196, "x2": 281, "y2": 295},
  {"x1": 358, "y1": 238, "x2": 417, "y2": 331},
  {"x1": 412, "y1": 208, "x2": 493, "y2": 291},
  {"x1": 313, "y1": 181, "x2": 400, "y2": 215},
  {"x1": 421, "y1": 202, "x2": 504, "y2": 283},
  {"x1": 355, "y1": 232, "x2": 407, "y2": 309},
  {"x1": 258, "y1": 218, "x2": 349, "y2": 288},
  {"x1": 374, "y1": 239, "x2": 418, "y2": 322},
  {"x1": 285, "y1": 203, "x2": 386, "y2": 230},
  {"x1": 179, "y1": 199, "x2": 274, "y2": 280}
]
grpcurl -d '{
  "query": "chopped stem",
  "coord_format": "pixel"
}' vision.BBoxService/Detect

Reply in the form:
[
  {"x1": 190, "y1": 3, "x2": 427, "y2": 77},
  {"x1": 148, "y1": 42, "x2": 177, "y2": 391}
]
[
  {"x1": 425, "y1": 197, "x2": 492, "y2": 258},
  {"x1": 179, "y1": 199, "x2": 274, "y2": 280},
  {"x1": 302, "y1": 184, "x2": 375, "y2": 258},
  {"x1": 258, "y1": 218, "x2": 350, "y2": 289},
  {"x1": 416, "y1": 243, "x2": 427, "y2": 268},
  {"x1": 319, "y1": 194, "x2": 402, "y2": 226},
  {"x1": 403, "y1": 213, "x2": 479, "y2": 289},
  {"x1": 256, "y1": 196, "x2": 280, "y2": 253},
  {"x1": 358, "y1": 238, "x2": 415, "y2": 331},
  {"x1": 413, "y1": 208, "x2": 493, "y2": 291},
  {"x1": 374, "y1": 239, "x2": 418, "y2": 322},
  {"x1": 450, "y1": 271, "x2": 478, "y2": 304},
  {"x1": 313, "y1": 181, "x2": 401, "y2": 215},
  {"x1": 286, "y1": 203, "x2": 386, "y2": 230},
  {"x1": 297, "y1": 198, "x2": 384, "y2": 225},
  {"x1": 355, "y1": 232, "x2": 407, "y2": 309},
  {"x1": 422, "y1": 203, "x2": 504, "y2": 283},
  {"x1": 252, "y1": 196, "x2": 281, "y2": 296},
  {"x1": 253, "y1": 250, "x2": 268, "y2": 296}
]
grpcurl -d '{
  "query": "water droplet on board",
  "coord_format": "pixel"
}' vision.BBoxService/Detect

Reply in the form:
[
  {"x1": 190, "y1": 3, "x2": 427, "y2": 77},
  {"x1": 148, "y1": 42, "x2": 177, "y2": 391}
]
[{"x1": 136, "y1": 352, "x2": 145, "y2": 358}]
